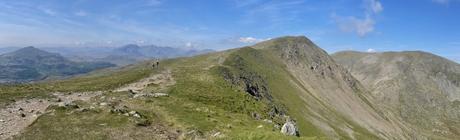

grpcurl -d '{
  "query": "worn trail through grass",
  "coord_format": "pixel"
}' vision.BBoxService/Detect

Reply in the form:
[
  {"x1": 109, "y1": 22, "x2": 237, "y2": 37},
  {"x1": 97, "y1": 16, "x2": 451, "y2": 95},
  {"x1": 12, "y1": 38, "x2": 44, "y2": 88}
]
[{"x1": 0, "y1": 69, "x2": 173, "y2": 140}]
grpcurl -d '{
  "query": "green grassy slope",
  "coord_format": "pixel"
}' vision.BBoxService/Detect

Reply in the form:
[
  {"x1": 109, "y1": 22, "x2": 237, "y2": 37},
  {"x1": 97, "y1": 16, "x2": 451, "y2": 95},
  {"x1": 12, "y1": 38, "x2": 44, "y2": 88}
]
[{"x1": 11, "y1": 51, "x2": 317, "y2": 139}]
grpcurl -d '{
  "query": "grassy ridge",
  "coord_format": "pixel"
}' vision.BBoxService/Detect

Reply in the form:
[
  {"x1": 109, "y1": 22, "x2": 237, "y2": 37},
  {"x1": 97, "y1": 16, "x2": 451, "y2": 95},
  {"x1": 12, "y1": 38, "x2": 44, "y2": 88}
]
[{"x1": 14, "y1": 52, "x2": 316, "y2": 139}]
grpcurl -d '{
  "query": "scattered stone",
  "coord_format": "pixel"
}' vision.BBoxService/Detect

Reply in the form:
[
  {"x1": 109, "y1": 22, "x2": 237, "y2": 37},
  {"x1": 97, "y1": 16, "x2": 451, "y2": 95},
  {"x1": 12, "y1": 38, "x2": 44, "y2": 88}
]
[
  {"x1": 0, "y1": 119, "x2": 4, "y2": 122},
  {"x1": 99, "y1": 102, "x2": 108, "y2": 106},
  {"x1": 110, "y1": 108, "x2": 128, "y2": 114},
  {"x1": 78, "y1": 108, "x2": 89, "y2": 112},
  {"x1": 129, "y1": 111, "x2": 137, "y2": 115},
  {"x1": 20, "y1": 113, "x2": 26, "y2": 117},
  {"x1": 135, "y1": 118, "x2": 151, "y2": 126},
  {"x1": 129, "y1": 89, "x2": 138, "y2": 95},
  {"x1": 152, "y1": 93, "x2": 169, "y2": 97},
  {"x1": 133, "y1": 94, "x2": 143, "y2": 98},
  {"x1": 59, "y1": 101, "x2": 79, "y2": 109},
  {"x1": 274, "y1": 124, "x2": 281, "y2": 130},
  {"x1": 263, "y1": 119, "x2": 273, "y2": 123},
  {"x1": 257, "y1": 125, "x2": 263, "y2": 128},
  {"x1": 280, "y1": 118, "x2": 299, "y2": 136},
  {"x1": 133, "y1": 93, "x2": 169, "y2": 98},
  {"x1": 29, "y1": 110, "x2": 35, "y2": 113},
  {"x1": 133, "y1": 113, "x2": 141, "y2": 118},
  {"x1": 17, "y1": 108, "x2": 23, "y2": 111},
  {"x1": 211, "y1": 132, "x2": 223, "y2": 138}
]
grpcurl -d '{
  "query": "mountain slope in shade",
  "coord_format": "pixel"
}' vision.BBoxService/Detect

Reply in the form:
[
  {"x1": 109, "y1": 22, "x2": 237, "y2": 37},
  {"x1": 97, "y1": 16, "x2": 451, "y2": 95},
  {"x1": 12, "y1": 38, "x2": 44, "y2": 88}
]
[
  {"x1": 333, "y1": 51, "x2": 460, "y2": 139},
  {"x1": 0, "y1": 46, "x2": 115, "y2": 83}
]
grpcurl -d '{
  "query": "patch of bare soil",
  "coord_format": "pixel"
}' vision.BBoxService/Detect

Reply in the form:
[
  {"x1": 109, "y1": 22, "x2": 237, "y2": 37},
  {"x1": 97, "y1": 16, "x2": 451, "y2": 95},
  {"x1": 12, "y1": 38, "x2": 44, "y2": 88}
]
[{"x1": 0, "y1": 92, "x2": 101, "y2": 140}]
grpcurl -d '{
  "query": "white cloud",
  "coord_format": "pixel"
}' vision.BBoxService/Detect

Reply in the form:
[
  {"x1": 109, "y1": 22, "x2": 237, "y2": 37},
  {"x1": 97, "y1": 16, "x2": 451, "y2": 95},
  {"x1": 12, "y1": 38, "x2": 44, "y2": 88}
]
[
  {"x1": 333, "y1": 15, "x2": 375, "y2": 37},
  {"x1": 185, "y1": 42, "x2": 193, "y2": 47},
  {"x1": 365, "y1": 0, "x2": 383, "y2": 14},
  {"x1": 332, "y1": 0, "x2": 383, "y2": 37},
  {"x1": 238, "y1": 37, "x2": 269, "y2": 43},
  {"x1": 75, "y1": 10, "x2": 87, "y2": 16},
  {"x1": 367, "y1": 48, "x2": 376, "y2": 52}
]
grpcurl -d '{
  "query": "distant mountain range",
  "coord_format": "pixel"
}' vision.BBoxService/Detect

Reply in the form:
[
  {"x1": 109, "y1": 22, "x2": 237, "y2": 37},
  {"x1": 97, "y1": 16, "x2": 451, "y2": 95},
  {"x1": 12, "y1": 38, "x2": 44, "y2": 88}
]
[
  {"x1": 0, "y1": 44, "x2": 213, "y2": 83},
  {"x1": 97, "y1": 44, "x2": 214, "y2": 65},
  {"x1": 0, "y1": 45, "x2": 214, "y2": 66},
  {"x1": 0, "y1": 47, "x2": 115, "y2": 83}
]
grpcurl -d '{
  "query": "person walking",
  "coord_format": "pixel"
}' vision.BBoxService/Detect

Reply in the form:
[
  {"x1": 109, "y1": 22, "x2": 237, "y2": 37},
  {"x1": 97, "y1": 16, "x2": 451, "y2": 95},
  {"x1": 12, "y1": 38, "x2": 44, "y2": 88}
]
[{"x1": 156, "y1": 59, "x2": 160, "y2": 67}]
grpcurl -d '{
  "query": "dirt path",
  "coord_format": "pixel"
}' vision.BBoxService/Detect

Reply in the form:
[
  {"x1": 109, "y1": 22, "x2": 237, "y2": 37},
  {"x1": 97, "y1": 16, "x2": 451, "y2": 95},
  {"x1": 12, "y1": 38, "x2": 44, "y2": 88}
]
[
  {"x1": 0, "y1": 92, "x2": 101, "y2": 140},
  {"x1": 115, "y1": 69, "x2": 175, "y2": 93},
  {"x1": 0, "y1": 69, "x2": 175, "y2": 140}
]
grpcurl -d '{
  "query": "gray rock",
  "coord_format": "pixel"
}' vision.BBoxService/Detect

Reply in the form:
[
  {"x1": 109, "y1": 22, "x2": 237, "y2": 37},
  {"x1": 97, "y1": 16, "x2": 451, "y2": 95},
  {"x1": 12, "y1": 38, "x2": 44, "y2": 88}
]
[
  {"x1": 133, "y1": 93, "x2": 169, "y2": 98},
  {"x1": 280, "y1": 118, "x2": 299, "y2": 136}
]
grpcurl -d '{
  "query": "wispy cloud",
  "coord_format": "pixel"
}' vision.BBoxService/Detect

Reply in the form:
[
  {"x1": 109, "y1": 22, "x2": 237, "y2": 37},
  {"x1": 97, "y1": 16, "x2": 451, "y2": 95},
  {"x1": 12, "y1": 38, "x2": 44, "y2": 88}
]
[
  {"x1": 365, "y1": 0, "x2": 383, "y2": 14},
  {"x1": 332, "y1": 14, "x2": 375, "y2": 37},
  {"x1": 367, "y1": 48, "x2": 376, "y2": 52},
  {"x1": 332, "y1": 0, "x2": 383, "y2": 37}
]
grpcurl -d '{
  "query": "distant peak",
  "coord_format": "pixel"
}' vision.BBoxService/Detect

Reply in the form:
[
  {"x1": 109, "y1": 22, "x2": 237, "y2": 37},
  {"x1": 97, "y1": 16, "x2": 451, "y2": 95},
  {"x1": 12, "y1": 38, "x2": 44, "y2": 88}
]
[
  {"x1": 8, "y1": 46, "x2": 56, "y2": 57},
  {"x1": 16, "y1": 46, "x2": 43, "y2": 52}
]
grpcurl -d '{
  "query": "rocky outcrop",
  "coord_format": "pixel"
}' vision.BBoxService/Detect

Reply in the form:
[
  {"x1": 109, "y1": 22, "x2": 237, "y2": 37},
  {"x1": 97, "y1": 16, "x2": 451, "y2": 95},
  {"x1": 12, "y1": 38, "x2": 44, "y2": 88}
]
[{"x1": 280, "y1": 117, "x2": 299, "y2": 136}]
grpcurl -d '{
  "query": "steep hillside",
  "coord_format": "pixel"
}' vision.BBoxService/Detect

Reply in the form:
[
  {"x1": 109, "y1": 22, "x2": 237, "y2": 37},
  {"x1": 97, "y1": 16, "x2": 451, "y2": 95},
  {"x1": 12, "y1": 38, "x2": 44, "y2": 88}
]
[
  {"x1": 0, "y1": 47, "x2": 115, "y2": 83},
  {"x1": 333, "y1": 51, "x2": 460, "y2": 139},
  {"x1": 240, "y1": 37, "x2": 414, "y2": 139}
]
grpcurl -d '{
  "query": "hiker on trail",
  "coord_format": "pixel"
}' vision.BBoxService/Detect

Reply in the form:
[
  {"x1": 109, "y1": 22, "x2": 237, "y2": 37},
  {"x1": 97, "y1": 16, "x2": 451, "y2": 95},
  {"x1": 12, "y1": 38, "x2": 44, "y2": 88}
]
[
  {"x1": 151, "y1": 59, "x2": 160, "y2": 69},
  {"x1": 156, "y1": 59, "x2": 160, "y2": 67}
]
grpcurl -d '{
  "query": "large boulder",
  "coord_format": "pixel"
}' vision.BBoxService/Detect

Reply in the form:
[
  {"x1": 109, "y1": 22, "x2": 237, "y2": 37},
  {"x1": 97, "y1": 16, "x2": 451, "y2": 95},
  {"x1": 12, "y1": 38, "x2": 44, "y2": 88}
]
[{"x1": 280, "y1": 118, "x2": 299, "y2": 136}]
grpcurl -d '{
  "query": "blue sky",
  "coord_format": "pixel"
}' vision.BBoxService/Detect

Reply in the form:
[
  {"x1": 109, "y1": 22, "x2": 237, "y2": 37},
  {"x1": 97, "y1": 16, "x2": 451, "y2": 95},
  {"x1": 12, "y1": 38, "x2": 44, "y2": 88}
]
[{"x1": 0, "y1": 0, "x2": 459, "y2": 62}]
